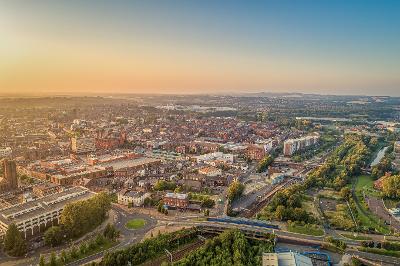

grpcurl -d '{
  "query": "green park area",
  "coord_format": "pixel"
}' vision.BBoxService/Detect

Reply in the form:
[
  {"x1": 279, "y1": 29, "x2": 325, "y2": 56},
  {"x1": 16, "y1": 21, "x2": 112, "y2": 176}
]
[
  {"x1": 340, "y1": 233, "x2": 372, "y2": 241},
  {"x1": 353, "y1": 175, "x2": 390, "y2": 234},
  {"x1": 355, "y1": 175, "x2": 377, "y2": 197},
  {"x1": 287, "y1": 222, "x2": 324, "y2": 236},
  {"x1": 125, "y1": 218, "x2": 146, "y2": 229}
]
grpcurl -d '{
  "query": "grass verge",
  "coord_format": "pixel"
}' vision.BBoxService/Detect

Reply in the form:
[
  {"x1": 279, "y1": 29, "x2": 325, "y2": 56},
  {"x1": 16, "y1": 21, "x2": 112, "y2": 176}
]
[
  {"x1": 287, "y1": 222, "x2": 324, "y2": 236},
  {"x1": 340, "y1": 233, "x2": 372, "y2": 241},
  {"x1": 126, "y1": 218, "x2": 146, "y2": 229},
  {"x1": 353, "y1": 175, "x2": 390, "y2": 234},
  {"x1": 359, "y1": 247, "x2": 400, "y2": 258}
]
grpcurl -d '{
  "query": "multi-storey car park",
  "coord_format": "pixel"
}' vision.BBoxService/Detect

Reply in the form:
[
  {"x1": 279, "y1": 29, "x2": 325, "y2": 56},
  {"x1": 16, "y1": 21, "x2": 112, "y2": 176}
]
[{"x1": 0, "y1": 186, "x2": 94, "y2": 239}]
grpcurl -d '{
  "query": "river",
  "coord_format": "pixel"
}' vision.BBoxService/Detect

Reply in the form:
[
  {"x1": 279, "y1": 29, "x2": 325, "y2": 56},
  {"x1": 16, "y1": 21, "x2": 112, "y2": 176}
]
[{"x1": 370, "y1": 146, "x2": 388, "y2": 167}]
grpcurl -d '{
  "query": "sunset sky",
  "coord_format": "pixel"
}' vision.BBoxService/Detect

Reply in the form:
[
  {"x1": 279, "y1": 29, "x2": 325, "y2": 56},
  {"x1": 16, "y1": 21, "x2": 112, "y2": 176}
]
[{"x1": 1, "y1": 0, "x2": 399, "y2": 96}]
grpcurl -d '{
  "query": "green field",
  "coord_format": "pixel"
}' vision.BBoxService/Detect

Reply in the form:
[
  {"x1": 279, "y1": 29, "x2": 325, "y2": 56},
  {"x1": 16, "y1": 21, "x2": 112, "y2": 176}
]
[
  {"x1": 359, "y1": 247, "x2": 400, "y2": 258},
  {"x1": 71, "y1": 239, "x2": 116, "y2": 261},
  {"x1": 287, "y1": 223, "x2": 324, "y2": 236},
  {"x1": 125, "y1": 218, "x2": 146, "y2": 229},
  {"x1": 353, "y1": 175, "x2": 390, "y2": 234},
  {"x1": 341, "y1": 233, "x2": 372, "y2": 241},
  {"x1": 355, "y1": 175, "x2": 377, "y2": 196}
]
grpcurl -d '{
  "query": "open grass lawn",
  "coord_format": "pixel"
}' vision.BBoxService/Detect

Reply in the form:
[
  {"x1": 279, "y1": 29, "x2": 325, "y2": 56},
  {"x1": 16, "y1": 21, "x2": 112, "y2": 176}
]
[
  {"x1": 72, "y1": 239, "x2": 116, "y2": 262},
  {"x1": 341, "y1": 233, "x2": 372, "y2": 241},
  {"x1": 126, "y1": 218, "x2": 146, "y2": 229},
  {"x1": 49, "y1": 238, "x2": 118, "y2": 265},
  {"x1": 355, "y1": 175, "x2": 380, "y2": 197},
  {"x1": 355, "y1": 175, "x2": 373, "y2": 189},
  {"x1": 359, "y1": 247, "x2": 400, "y2": 258},
  {"x1": 353, "y1": 201, "x2": 390, "y2": 234},
  {"x1": 353, "y1": 175, "x2": 390, "y2": 234},
  {"x1": 318, "y1": 189, "x2": 341, "y2": 200},
  {"x1": 287, "y1": 223, "x2": 324, "y2": 236}
]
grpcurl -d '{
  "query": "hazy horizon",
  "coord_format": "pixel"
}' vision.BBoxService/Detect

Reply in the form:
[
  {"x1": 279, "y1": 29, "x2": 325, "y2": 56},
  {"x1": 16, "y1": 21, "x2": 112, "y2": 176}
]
[
  {"x1": 0, "y1": 90, "x2": 397, "y2": 99},
  {"x1": 1, "y1": 1, "x2": 400, "y2": 96}
]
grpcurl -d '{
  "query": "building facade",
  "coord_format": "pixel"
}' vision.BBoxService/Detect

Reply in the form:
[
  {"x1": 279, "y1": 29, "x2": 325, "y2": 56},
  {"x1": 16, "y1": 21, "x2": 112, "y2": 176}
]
[
  {"x1": 1, "y1": 159, "x2": 18, "y2": 190},
  {"x1": 283, "y1": 135, "x2": 319, "y2": 156},
  {"x1": 117, "y1": 190, "x2": 150, "y2": 207},
  {"x1": 163, "y1": 192, "x2": 189, "y2": 208},
  {"x1": 262, "y1": 252, "x2": 313, "y2": 266},
  {"x1": 0, "y1": 187, "x2": 94, "y2": 238}
]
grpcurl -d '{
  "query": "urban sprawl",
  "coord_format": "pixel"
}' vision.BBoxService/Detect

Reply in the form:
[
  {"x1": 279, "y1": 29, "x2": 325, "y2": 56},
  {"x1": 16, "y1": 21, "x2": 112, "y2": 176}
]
[{"x1": 0, "y1": 94, "x2": 400, "y2": 266}]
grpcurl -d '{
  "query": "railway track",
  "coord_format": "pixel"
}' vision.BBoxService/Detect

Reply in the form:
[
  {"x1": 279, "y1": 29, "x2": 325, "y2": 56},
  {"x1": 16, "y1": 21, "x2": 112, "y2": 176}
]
[
  {"x1": 171, "y1": 240, "x2": 204, "y2": 261},
  {"x1": 241, "y1": 178, "x2": 297, "y2": 218},
  {"x1": 141, "y1": 240, "x2": 204, "y2": 266}
]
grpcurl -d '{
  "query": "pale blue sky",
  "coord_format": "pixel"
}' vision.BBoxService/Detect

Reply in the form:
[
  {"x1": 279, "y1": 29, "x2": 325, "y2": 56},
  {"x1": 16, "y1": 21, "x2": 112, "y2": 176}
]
[{"x1": 1, "y1": 0, "x2": 399, "y2": 96}]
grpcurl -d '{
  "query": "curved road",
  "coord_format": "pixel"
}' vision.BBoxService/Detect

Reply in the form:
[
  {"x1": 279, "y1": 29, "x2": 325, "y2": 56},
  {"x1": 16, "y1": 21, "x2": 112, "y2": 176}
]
[
  {"x1": 67, "y1": 205, "x2": 157, "y2": 266},
  {"x1": 0, "y1": 205, "x2": 157, "y2": 266}
]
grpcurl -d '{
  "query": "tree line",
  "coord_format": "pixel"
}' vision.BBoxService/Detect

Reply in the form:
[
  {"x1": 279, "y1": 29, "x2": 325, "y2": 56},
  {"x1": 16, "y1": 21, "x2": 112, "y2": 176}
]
[
  {"x1": 40, "y1": 224, "x2": 119, "y2": 266},
  {"x1": 100, "y1": 228, "x2": 198, "y2": 265},
  {"x1": 306, "y1": 134, "x2": 378, "y2": 189},
  {"x1": 44, "y1": 192, "x2": 111, "y2": 247},
  {"x1": 258, "y1": 184, "x2": 315, "y2": 223},
  {"x1": 174, "y1": 229, "x2": 275, "y2": 266},
  {"x1": 258, "y1": 134, "x2": 380, "y2": 225},
  {"x1": 382, "y1": 175, "x2": 400, "y2": 199}
]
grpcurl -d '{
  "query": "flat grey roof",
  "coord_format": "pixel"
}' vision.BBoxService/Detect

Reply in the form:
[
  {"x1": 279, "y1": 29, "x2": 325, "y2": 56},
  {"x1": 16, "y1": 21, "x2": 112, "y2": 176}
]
[
  {"x1": 100, "y1": 157, "x2": 160, "y2": 170},
  {"x1": 0, "y1": 186, "x2": 95, "y2": 225}
]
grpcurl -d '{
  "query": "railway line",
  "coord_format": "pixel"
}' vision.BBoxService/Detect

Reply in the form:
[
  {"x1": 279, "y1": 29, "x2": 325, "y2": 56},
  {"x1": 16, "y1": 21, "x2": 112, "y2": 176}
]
[
  {"x1": 141, "y1": 240, "x2": 204, "y2": 266},
  {"x1": 239, "y1": 177, "x2": 300, "y2": 218}
]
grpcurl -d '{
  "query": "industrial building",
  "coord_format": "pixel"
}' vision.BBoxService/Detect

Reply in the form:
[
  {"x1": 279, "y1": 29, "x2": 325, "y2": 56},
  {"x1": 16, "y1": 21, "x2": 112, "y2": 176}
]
[{"x1": 262, "y1": 252, "x2": 313, "y2": 266}]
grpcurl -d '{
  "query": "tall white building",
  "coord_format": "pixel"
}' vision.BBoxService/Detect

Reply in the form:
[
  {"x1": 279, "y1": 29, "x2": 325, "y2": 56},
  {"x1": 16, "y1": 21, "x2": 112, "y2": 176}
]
[{"x1": 283, "y1": 135, "x2": 319, "y2": 156}]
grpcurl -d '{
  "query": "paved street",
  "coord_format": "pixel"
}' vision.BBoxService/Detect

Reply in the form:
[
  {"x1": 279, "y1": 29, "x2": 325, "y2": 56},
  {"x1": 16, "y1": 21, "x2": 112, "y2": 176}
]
[
  {"x1": 67, "y1": 205, "x2": 157, "y2": 266},
  {"x1": 366, "y1": 195, "x2": 400, "y2": 232},
  {"x1": 348, "y1": 250, "x2": 400, "y2": 266},
  {"x1": 0, "y1": 205, "x2": 156, "y2": 266}
]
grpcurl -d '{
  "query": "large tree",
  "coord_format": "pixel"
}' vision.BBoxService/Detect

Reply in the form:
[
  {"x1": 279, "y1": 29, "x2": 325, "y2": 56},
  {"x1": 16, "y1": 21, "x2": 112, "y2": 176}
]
[
  {"x1": 44, "y1": 226, "x2": 64, "y2": 247},
  {"x1": 257, "y1": 155, "x2": 274, "y2": 173},
  {"x1": 382, "y1": 175, "x2": 400, "y2": 199},
  {"x1": 3, "y1": 224, "x2": 27, "y2": 257},
  {"x1": 227, "y1": 180, "x2": 245, "y2": 202},
  {"x1": 60, "y1": 192, "x2": 111, "y2": 238}
]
